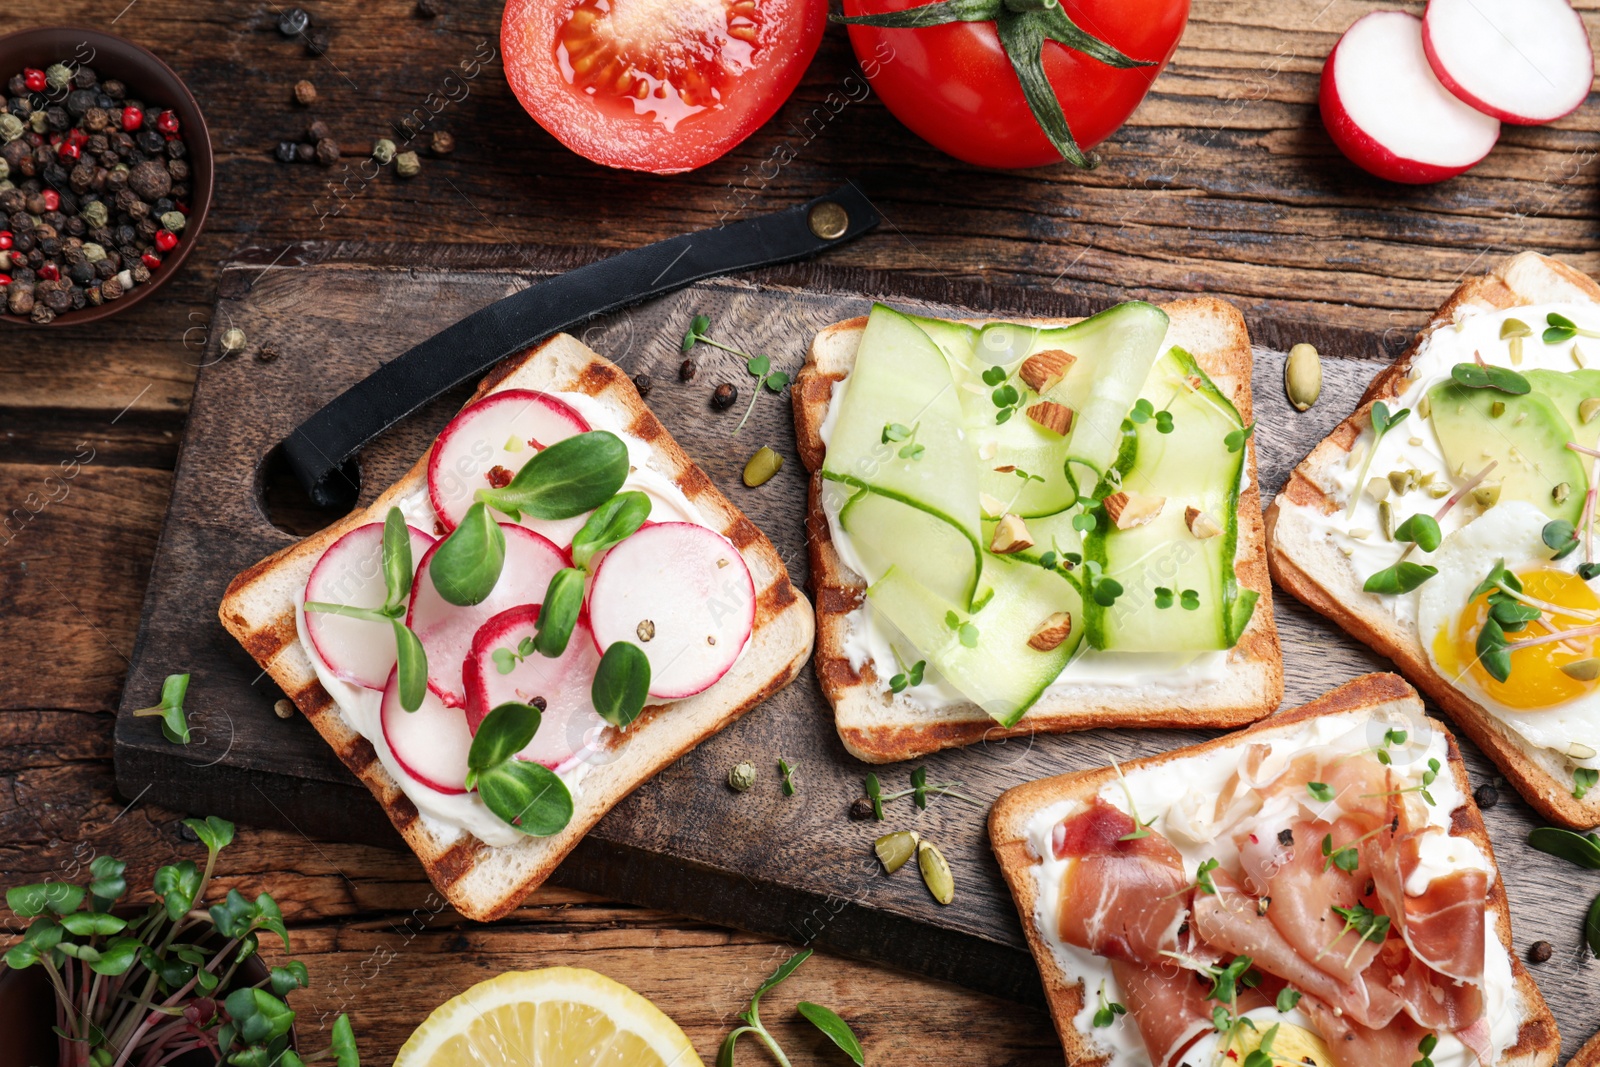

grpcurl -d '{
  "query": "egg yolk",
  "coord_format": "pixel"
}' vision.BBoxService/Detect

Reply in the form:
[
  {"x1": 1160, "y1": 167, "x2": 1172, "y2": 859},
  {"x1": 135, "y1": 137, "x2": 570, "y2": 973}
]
[{"x1": 1435, "y1": 568, "x2": 1600, "y2": 709}]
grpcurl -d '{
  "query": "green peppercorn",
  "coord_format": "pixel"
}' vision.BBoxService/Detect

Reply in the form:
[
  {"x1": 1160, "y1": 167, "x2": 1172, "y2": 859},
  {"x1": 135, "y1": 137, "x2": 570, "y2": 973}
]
[
  {"x1": 395, "y1": 150, "x2": 421, "y2": 178},
  {"x1": 160, "y1": 211, "x2": 185, "y2": 234},
  {"x1": 727, "y1": 761, "x2": 757, "y2": 792},
  {"x1": 80, "y1": 201, "x2": 108, "y2": 229},
  {"x1": 0, "y1": 158, "x2": 8, "y2": 181},
  {"x1": 0, "y1": 114, "x2": 20, "y2": 143},
  {"x1": 373, "y1": 138, "x2": 397, "y2": 165},
  {"x1": 45, "y1": 64, "x2": 73, "y2": 92},
  {"x1": 81, "y1": 242, "x2": 106, "y2": 263}
]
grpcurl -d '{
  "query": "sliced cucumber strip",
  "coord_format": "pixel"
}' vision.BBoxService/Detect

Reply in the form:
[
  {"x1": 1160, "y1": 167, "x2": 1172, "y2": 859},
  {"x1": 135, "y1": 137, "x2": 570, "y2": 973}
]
[
  {"x1": 839, "y1": 487, "x2": 981, "y2": 609},
  {"x1": 822, "y1": 304, "x2": 981, "y2": 552},
  {"x1": 867, "y1": 554, "x2": 1083, "y2": 727},
  {"x1": 1085, "y1": 347, "x2": 1254, "y2": 652}
]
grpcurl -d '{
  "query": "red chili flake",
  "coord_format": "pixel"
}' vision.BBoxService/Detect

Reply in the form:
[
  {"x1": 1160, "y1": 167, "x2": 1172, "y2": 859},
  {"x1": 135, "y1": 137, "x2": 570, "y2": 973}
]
[
  {"x1": 37, "y1": 263, "x2": 59, "y2": 281},
  {"x1": 23, "y1": 68, "x2": 46, "y2": 92},
  {"x1": 141, "y1": 252, "x2": 162, "y2": 270},
  {"x1": 120, "y1": 106, "x2": 143, "y2": 132},
  {"x1": 527, "y1": 437, "x2": 545, "y2": 450},
  {"x1": 433, "y1": 519, "x2": 447, "y2": 536},
  {"x1": 1248, "y1": 833, "x2": 1259, "y2": 844},
  {"x1": 0, "y1": 232, "x2": 12, "y2": 250},
  {"x1": 40, "y1": 190, "x2": 59, "y2": 211},
  {"x1": 485, "y1": 465, "x2": 514, "y2": 489},
  {"x1": 155, "y1": 110, "x2": 180, "y2": 135},
  {"x1": 154, "y1": 229, "x2": 178, "y2": 252}
]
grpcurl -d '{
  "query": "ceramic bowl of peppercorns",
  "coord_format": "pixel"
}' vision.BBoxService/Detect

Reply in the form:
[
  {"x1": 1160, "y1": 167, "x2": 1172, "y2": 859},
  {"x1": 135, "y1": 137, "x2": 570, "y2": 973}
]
[{"x1": 0, "y1": 26, "x2": 212, "y2": 326}]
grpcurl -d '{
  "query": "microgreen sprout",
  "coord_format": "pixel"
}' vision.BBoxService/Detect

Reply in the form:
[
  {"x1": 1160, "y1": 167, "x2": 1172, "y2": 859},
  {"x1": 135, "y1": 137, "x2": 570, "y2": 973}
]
[
  {"x1": 1092, "y1": 981, "x2": 1128, "y2": 1028},
  {"x1": 1544, "y1": 312, "x2": 1600, "y2": 345},
  {"x1": 1224, "y1": 421, "x2": 1255, "y2": 454},
  {"x1": 983, "y1": 365, "x2": 1024, "y2": 423},
  {"x1": 681, "y1": 314, "x2": 790, "y2": 433},
  {"x1": 944, "y1": 609, "x2": 979, "y2": 647},
  {"x1": 1451, "y1": 361, "x2": 1530, "y2": 394},
  {"x1": 1576, "y1": 768, "x2": 1598, "y2": 800},
  {"x1": 780, "y1": 758, "x2": 800, "y2": 796},
  {"x1": 860, "y1": 766, "x2": 980, "y2": 821},
  {"x1": 882, "y1": 421, "x2": 924, "y2": 460},
  {"x1": 1321, "y1": 832, "x2": 1360, "y2": 873},
  {"x1": 1328, "y1": 902, "x2": 1392, "y2": 966},
  {"x1": 716, "y1": 949, "x2": 864, "y2": 1067},
  {"x1": 1413, "y1": 1032, "x2": 1440, "y2": 1067},
  {"x1": 1347, "y1": 402, "x2": 1410, "y2": 519},
  {"x1": 1129, "y1": 397, "x2": 1176, "y2": 434},
  {"x1": 889, "y1": 658, "x2": 926, "y2": 693},
  {"x1": 491, "y1": 636, "x2": 538, "y2": 675},
  {"x1": 1195, "y1": 857, "x2": 1220, "y2": 896},
  {"x1": 1082, "y1": 560, "x2": 1124, "y2": 607},
  {"x1": 1308, "y1": 781, "x2": 1334, "y2": 802},
  {"x1": 1275, "y1": 987, "x2": 1301, "y2": 1012},
  {"x1": 1111, "y1": 762, "x2": 1158, "y2": 841},
  {"x1": 132, "y1": 672, "x2": 192, "y2": 744}
]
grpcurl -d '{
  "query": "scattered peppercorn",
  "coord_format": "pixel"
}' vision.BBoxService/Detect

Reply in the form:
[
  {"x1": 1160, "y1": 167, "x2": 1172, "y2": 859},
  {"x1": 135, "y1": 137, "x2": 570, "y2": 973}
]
[
  {"x1": 415, "y1": 0, "x2": 442, "y2": 15},
  {"x1": 849, "y1": 797, "x2": 875, "y2": 821},
  {"x1": 274, "y1": 140, "x2": 298, "y2": 163},
  {"x1": 306, "y1": 29, "x2": 331, "y2": 56},
  {"x1": 679, "y1": 358, "x2": 697, "y2": 382},
  {"x1": 293, "y1": 79, "x2": 317, "y2": 106},
  {"x1": 295, "y1": 142, "x2": 316, "y2": 164},
  {"x1": 395, "y1": 150, "x2": 421, "y2": 178},
  {"x1": 256, "y1": 344, "x2": 280, "y2": 363},
  {"x1": 1473, "y1": 784, "x2": 1499, "y2": 810},
  {"x1": 315, "y1": 137, "x2": 340, "y2": 166},
  {"x1": 372, "y1": 138, "x2": 396, "y2": 165},
  {"x1": 273, "y1": 698, "x2": 296, "y2": 719},
  {"x1": 278, "y1": 7, "x2": 310, "y2": 36},
  {"x1": 712, "y1": 382, "x2": 738, "y2": 410},
  {"x1": 430, "y1": 130, "x2": 455, "y2": 155},
  {"x1": 306, "y1": 119, "x2": 330, "y2": 144},
  {"x1": 632, "y1": 373, "x2": 652, "y2": 398},
  {"x1": 1528, "y1": 940, "x2": 1553, "y2": 964}
]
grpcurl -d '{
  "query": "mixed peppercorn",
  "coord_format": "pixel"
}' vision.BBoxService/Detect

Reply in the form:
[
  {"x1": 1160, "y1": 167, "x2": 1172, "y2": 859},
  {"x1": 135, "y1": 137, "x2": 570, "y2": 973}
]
[{"x1": 0, "y1": 60, "x2": 192, "y2": 323}]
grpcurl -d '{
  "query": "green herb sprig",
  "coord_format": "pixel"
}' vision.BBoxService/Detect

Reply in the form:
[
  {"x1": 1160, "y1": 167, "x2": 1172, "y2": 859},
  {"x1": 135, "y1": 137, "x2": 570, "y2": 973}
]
[
  {"x1": 1321, "y1": 832, "x2": 1360, "y2": 873},
  {"x1": 1413, "y1": 1033, "x2": 1439, "y2": 1067},
  {"x1": 684, "y1": 315, "x2": 794, "y2": 433},
  {"x1": 1224, "y1": 421, "x2": 1255, "y2": 454},
  {"x1": 304, "y1": 507, "x2": 429, "y2": 711},
  {"x1": 888, "y1": 658, "x2": 926, "y2": 693},
  {"x1": 1154, "y1": 587, "x2": 1200, "y2": 610},
  {"x1": 780, "y1": 758, "x2": 800, "y2": 796},
  {"x1": 1576, "y1": 768, "x2": 1599, "y2": 800},
  {"x1": 132, "y1": 672, "x2": 192, "y2": 744},
  {"x1": 1081, "y1": 560, "x2": 1124, "y2": 607},
  {"x1": 944, "y1": 609, "x2": 980, "y2": 648},
  {"x1": 1527, "y1": 826, "x2": 1600, "y2": 957},
  {"x1": 860, "y1": 767, "x2": 980, "y2": 820},
  {"x1": 1544, "y1": 313, "x2": 1600, "y2": 344},
  {"x1": 716, "y1": 949, "x2": 864, "y2": 1067},
  {"x1": 1469, "y1": 560, "x2": 1543, "y2": 683},
  {"x1": 981, "y1": 365, "x2": 1024, "y2": 424},
  {"x1": 3, "y1": 817, "x2": 360, "y2": 1067}
]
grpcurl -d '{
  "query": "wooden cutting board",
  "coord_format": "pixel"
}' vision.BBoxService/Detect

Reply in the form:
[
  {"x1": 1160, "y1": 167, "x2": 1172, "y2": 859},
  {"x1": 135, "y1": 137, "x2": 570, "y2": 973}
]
[{"x1": 113, "y1": 243, "x2": 1598, "y2": 1054}]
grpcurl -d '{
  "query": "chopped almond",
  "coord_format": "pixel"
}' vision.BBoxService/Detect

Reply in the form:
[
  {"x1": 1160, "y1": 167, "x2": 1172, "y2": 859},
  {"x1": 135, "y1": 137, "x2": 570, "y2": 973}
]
[
  {"x1": 1027, "y1": 612, "x2": 1073, "y2": 652},
  {"x1": 979, "y1": 492, "x2": 1006, "y2": 518},
  {"x1": 1018, "y1": 349, "x2": 1076, "y2": 394},
  {"x1": 1185, "y1": 506, "x2": 1221, "y2": 539},
  {"x1": 990, "y1": 513, "x2": 1034, "y2": 554},
  {"x1": 1026, "y1": 400, "x2": 1074, "y2": 436},
  {"x1": 1103, "y1": 491, "x2": 1165, "y2": 530}
]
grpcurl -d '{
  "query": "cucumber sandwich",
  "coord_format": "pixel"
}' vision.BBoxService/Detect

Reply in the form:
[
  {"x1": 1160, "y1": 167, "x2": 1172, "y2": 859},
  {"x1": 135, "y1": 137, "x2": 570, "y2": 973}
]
[{"x1": 795, "y1": 297, "x2": 1282, "y2": 763}]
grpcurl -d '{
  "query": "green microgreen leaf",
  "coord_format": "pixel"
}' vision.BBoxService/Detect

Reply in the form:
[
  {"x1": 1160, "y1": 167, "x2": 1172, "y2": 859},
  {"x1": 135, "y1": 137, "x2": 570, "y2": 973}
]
[
  {"x1": 592, "y1": 641, "x2": 651, "y2": 728},
  {"x1": 911, "y1": 765, "x2": 929, "y2": 809},
  {"x1": 271, "y1": 961, "x2": 311, "y2": 997},
  {"x1": 1321, "y1": 833, "x2": 1359, "y2": 873},
  {"x1": 132, "y1": 672, "x2": 191, "y2": 745},
  {"x1": 1195, "y1": 857, "x2": 1219, "y2": 896},
  {"x1": 1224, "y1": 421, "x2": 1255, "y2": 453},
  {"x1": 1363, "y1": 561, "x2": 1439, "y2": 595},
  {"x1": 865, "y1": 773, "x2": 885, "y2": 821},
  {"x1": 882, "y1": 422, "x2": 911, "y2": 444},
  {"x1": 981, "y1": 365, "x2": 1008, "y2": 387},
  {"x1": 476, "y1": 431, "x2": 630, "y2": 520},
  {"x1": 380, "y1": 507, "x2": 414, "y2": 614},
  {"x1": 571, "y1": 490, "x2": 650, "y2": 570},
  {"x1": 682, "y1": 313, "x2": 711, "y2": 352},
  {"x1": 1393, "y1": 514, "x2": 1443, "y2": 552},
  {"x1": 1331, "y1": 902, "x2": 1391, "y2": 944},
  {"x1": 1451, "y1": 362, "x2": 1531, "y2": 394},
  {"x1": 1308, "y1": 781, "x2": 1334, "y2": 802},
  {"x1": 152, "y1": 861, "x2": 201, "y2": 921},
  {"x1": 958, "y1": 621, "x2": 979, "y2": 648},
  {"x1": 393, "y1": 619, "x2": 428, "y2": 712},
  {"x1": 492, "y1": 647, "x2": 519, "y2": 674},
  {"x1": 6, "y1": 882, "x2": 84, "y2": 918},
  {"x1": 88, "y1": 855, "x2": 127, "y2": 911},
  {"x1": 532, "y1": 568, "x2": 586, "y2": 657},
  {"x1": 1544, "y1": 520, "x2": 1581, "y2": 560},
  {"x1": 746, "y1": 354, "x2": 771, "y2": 379},
  {"x1": 466, "y1": 702, "x2": 573, "y2": 835},
  {"x1": 1576, "y1": 768, "x2": 1599, "y2": 800},
  {"x1": 428, "y1": 501, "x2": 506, "y2": 606},
  {"x1": 1587, "y1": 893, "x2": 1600, "y2": 959},
  {"x1": 1154, "y1": 587, "x2": 1174, "y2": 609},
  {"x1": 1180, "y1": 588, "x2": 1200, "y2": 611},
  {"x1": 1543, "y1": 312, "x2": 1600, "y2": 344},
  {"x1": 332, "y1": 1014, "x2": 361, "y2": 1067},
  {"x1": 797, "y1": 1002, "x2": 866, "y2": 1065},
  {"x1": 184, "y1": 814, "x2": 235, "y2": 853},
  {"x1": 1276, "y1": 987, "x2": 1302, "y2": 1012},
  {"x1": 780, "y1": 758, "x2": 800, "y2": 796},
  {"x1": 1155, "y1": 409, "x2": 1174, "y2": 433}
]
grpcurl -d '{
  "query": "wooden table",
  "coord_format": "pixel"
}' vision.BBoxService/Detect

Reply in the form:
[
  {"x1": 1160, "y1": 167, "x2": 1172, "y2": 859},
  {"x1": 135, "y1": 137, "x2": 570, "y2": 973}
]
[{"x1": 3, "y1": 0, "x2": 1598, "y2": 1061}]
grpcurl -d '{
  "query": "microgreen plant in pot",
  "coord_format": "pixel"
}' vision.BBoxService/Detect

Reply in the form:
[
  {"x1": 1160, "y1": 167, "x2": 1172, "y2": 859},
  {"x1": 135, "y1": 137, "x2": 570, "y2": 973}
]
[{"x1": 0, "y1": 815, "x2": 359, "y2": 1067}]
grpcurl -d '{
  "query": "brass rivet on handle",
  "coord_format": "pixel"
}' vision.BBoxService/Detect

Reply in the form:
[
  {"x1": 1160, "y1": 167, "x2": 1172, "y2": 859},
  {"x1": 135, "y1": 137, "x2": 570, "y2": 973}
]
[{"x1": 808, "y1": 201, "x2": 849, "y2": 240}]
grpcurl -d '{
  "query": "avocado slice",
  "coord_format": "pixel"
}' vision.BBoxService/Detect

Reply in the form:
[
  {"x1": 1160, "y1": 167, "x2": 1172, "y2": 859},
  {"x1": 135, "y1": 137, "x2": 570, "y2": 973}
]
[
  {"x1": 1426, "y1": 379, "x2": 1585, "y2": 524},
  {"x1": 1525, "y1": 368, "x2": 1600, "y2": 450}
]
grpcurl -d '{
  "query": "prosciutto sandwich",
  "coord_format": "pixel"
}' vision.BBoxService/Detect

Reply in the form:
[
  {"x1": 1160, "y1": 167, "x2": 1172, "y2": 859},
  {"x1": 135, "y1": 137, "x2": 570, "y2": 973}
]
[{"x1": 990, "y1": 673, "x2": 1558, "y2": 1067}]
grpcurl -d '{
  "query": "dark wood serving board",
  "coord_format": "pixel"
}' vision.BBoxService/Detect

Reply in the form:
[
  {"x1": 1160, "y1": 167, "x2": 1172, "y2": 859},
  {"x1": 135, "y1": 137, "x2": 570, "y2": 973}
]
[{"x1": 114, "y1": 243, "x2": 1598, "y2": 1055}]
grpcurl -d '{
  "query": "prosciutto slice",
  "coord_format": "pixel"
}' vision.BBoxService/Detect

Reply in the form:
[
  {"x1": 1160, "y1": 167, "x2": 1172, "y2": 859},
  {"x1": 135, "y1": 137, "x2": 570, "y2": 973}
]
[
  {"x1": 1056, "y1": 799, "x2": 1190, "y2": 964},
  {"x1": 1265, "y1": 818, "x2": 1383, "y2": 983},
  {"x1": 1110, "y1": 958, "x2": 1215, "y2": 1067},
  {"x1": 1191, "y1": 872, "x2": 1403, "y2": 1029},
  {"x1": 1367, "y1": 821, "x2": 1487, "y2": 985},
  {"x1": 1299, "y1": 994, "x2": 1433, "y2": 1067}
]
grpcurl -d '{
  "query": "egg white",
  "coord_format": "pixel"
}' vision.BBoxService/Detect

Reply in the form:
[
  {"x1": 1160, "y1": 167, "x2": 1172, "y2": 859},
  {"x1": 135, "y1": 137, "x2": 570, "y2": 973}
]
[{"x1": 1417, "y1": 501, "x2": 1600, "y2": 765}]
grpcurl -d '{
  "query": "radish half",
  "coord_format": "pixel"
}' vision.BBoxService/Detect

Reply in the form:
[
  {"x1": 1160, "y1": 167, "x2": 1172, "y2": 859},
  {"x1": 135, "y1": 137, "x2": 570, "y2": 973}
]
[
  {"x1": 463, "y1": 605, "x2": 604, "y2": 772},
  {"x1": 587, "y1": 522, "x2": 754, "y2": 700},
  {"x1": 1320, "y1": 11, "x2": 1500, "y2": 184},
  {"x1": 407, "y1": 524, "x2": 568, "y2": 707},
  {"x1": 427, "y1": 389, "x2": 589, "y2": 531},
  {"x1": 1424, "y1": 0, "x2": 1593, "y2": 125},
  {"x1": 380, "y1": 667, "x2": 473, "y2": 795},
  {"x1": 304, "y1": 521, "x2": 436, "y2": 689}
]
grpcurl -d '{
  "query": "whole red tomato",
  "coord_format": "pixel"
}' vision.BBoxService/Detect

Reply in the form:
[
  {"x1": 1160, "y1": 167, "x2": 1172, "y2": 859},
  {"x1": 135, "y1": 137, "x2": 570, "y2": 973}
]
[
  {"x1": 503, "y1": 0, "x2": 827, "y2": 174},
  {"x1": 841, "y1": 0, "x2": 1189, "y2": 169}
]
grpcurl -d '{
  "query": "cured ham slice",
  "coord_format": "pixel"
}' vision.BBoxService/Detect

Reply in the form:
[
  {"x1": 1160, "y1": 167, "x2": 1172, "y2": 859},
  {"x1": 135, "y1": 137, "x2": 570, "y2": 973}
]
[
  {"x1": 1191, "y1": 872, "x2": 1403, "y2": 1029},
  {"x1": 1368, "y1": 823, "x2": 1488, "y2": 985},
  {"x1": 1265, "y1": 818, "x2": 1382, "y2": 982},
  {"x1": 1110, "y1": 958, "x2": 1214, "y2": 1067},
  {"x1": 1298, "y1": 994, "x2": 1432, "y2": 1067},
  {"x1": 1054, "y1": 799, "x2": 1189, "y2": 964},
  {"x1": 1382, "y1": 939, "x2": 1484, "y2": 1032}
]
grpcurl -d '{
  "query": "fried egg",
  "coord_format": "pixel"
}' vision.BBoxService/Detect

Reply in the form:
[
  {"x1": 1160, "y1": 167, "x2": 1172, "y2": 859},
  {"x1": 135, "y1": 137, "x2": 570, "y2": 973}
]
[{"x1": 1418, "y1": 501, "x2": 1600, "y2": 763}]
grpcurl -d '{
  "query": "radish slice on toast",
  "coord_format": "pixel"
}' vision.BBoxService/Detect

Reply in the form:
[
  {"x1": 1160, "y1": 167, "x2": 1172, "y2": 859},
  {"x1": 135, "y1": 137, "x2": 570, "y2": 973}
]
[
  {"x1": 408, "y1": 524, "x2": 568, "y2": 707},
  {"x1": 304, "y1": 521, "x2": 435, "y2": 689},
  {"x1": 1320, "y1": 11, "x2": 1500, "y2": 184},
  {"x1": 1424, "y1": 0, "x2": 1593, "y2": 125},
  {"x1": 587, "y1": 522, "x2": 754, "y2": 700},
  {"x1": 427, "y1": 389, "x2": 589, "y2": 531},
  {"x1": 463, "y1": 605, "x2": 605, "y2": 771},
  {"x1": 380, "y1": 667, "x2": 473, "y2": 795}
]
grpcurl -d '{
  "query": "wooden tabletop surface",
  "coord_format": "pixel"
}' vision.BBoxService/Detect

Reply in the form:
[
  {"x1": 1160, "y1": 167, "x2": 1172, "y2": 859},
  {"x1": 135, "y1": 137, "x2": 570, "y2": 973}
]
[{"x1": 4, "y1": 0, "x2": 1599, "y2": 1062}]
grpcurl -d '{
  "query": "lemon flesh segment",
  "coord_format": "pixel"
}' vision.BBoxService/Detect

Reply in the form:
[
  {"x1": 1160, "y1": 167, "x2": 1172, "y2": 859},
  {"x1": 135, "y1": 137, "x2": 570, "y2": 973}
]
[{"x1": 396, "y1": 967, "x2": 703, "y2": 1067}]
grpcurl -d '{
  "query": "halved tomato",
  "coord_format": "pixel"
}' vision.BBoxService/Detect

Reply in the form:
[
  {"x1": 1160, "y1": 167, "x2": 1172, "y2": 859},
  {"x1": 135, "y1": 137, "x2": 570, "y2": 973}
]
[{"x1": 502, "y1": 0, "x2": 827, "y2": 174}]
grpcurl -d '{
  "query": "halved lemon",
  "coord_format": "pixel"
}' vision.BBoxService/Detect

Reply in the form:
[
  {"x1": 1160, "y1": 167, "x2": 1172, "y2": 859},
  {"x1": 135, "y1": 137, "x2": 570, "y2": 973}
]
[{"x1": 394, "y1": 967, "x2": 704, "y2": 1067}]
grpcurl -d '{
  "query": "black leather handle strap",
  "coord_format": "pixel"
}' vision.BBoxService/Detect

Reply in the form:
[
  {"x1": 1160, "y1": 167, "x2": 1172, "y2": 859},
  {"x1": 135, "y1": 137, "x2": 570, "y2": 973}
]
[{"x1": 279, "y1": 184, "x2": 880, "y2": 508}]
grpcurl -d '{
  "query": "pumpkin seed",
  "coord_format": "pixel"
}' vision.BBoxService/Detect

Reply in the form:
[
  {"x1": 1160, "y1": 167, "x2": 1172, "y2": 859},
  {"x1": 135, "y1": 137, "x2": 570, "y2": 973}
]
[
  {"x1": 874, "y1": 830, "x2": 920, "y2": 874},
  {"x1": 1581, "y1": 398, "x2": 1600, "y2": 425},
  {"x1": 1417, "y1": 393, "x2": 1432, "y2": 420},
  {"x1": 1285, "y1": 343, "x2": 1322, "y2": 412},
  {"x1": 917, "y1": 840, "x2": 954, "y2": 904},
  {"x1": 742, "y1": 446, "x2": 784, "y2": 487},
  {"x1": 1560, "y1": 661, "x2": 1600, "y2": 683},
  {"x1": 1378, "y1": 500, "x2": 1394, "y2": 541},
  {"x1": 1555, "y1": 482, "x2": 1573, "y2": 505},
  {"x1": 1568, "y1": 741, "x2": 1598, "y2": 759},
  {"x1": 1490, "y1": 400, "x2": 1506, "y2": 418},
  {"x1": 1472, "y1": 483, "x2": 1502, "y2": 508}
]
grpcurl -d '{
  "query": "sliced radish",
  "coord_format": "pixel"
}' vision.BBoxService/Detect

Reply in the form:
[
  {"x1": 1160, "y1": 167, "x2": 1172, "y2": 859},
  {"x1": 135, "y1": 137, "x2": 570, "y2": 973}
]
[
  {"x1": 587, "y1": 522, "x2": 754, "y2": 700},
  {"x1": 1320, "y1": 11, "x2": 1501, "y2": 184},
  {"x1": 407, "y1": 524, "x2": 568, "y2": 707},
  {"x1": 304, "y1": 521, "x2": 435, "y2": 689},
  {"x1": 463, "y1": 605, "x2": 605, "y2": 772},
  {"x1": 427, "y1": 390, "x2": 589, "y2": 531},
  {"x1": 380, "y1": 667, "x2": 473, "y2": 795},
  {"x1": 1424, "y1": 0, "x2": 1593, "y2": 125}
]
